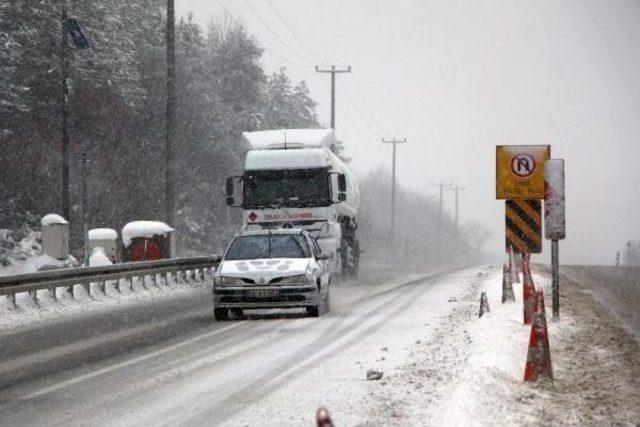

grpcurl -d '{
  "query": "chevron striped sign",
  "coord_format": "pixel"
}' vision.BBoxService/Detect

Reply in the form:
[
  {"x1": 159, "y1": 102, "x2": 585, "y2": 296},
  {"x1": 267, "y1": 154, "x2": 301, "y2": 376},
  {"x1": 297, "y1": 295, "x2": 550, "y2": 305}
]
[{"x1": 505, "y1": 199, "x2": 542, "y2": 253}]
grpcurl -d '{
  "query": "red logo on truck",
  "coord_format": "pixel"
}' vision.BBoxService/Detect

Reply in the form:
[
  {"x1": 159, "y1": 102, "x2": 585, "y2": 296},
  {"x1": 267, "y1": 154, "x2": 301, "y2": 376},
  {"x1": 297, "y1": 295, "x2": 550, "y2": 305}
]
[{"x1": 248, "y1": 211, "x2": 258, "y2": 222}]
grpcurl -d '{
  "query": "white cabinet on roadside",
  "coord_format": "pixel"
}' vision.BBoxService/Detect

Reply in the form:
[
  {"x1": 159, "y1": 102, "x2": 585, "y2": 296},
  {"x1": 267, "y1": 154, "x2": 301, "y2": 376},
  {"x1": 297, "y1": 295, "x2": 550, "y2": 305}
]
[
  {"x1": 41, "y1": 214, "x2": 69, "y2": 260},
  {"x1": 88, "y1": 228, "x2": 118, "y2": 262}
]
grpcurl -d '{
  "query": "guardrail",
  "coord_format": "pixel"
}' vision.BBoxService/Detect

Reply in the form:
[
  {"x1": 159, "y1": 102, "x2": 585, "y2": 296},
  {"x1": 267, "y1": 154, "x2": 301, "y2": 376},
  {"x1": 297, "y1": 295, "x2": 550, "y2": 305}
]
[{"x1": 0, "y1": 255, "x2": 221, "y2": 307}]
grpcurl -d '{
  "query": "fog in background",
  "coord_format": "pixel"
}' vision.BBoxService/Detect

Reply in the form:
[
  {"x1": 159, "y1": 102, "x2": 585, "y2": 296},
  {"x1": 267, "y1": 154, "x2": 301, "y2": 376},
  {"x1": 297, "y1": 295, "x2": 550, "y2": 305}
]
[{"x1": 178, "y1": 0, "x2": 640, "y2": 265}]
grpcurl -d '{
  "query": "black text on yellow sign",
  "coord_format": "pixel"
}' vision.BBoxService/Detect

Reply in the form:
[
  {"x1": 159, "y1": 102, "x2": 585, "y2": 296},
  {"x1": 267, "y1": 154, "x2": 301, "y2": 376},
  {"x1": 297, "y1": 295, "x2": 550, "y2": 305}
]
[{"x1": 505, "y1": 199, "x2": 542, "y2": 254}]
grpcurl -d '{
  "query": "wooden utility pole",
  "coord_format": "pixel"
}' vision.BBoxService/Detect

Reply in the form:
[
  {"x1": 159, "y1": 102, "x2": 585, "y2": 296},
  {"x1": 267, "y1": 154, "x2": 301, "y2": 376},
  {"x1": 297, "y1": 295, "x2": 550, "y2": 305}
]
[
  {"x1": 431, "y1": 181, "x2": 452, "y2": 258},
  {"x1": 80, "y1": 152, "x2": 88, "y2": 265},
  {"x1": 432, "y1": 181, "x2": 453, "y2": 229},
  {"x1": 61, "y1": 0, "x2": 70, "y2": 221},
  {"x1": 315, "y1": 65, "x2": 351, "y2": 130},
  {"x1": 448, "y1": 185, "x2": 465, "y2": 228},
  {"x1": 382, "y1": 138, "x2": 407, "y2": 240},
  {"x1": 165, "y1": 0, "x2": 177, "y2": 226}
]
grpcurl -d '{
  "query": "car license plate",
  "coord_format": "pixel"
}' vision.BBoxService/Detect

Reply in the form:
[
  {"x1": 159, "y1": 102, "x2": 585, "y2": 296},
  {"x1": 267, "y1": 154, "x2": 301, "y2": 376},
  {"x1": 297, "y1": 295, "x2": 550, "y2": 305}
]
[{"x1": 250, "y1": 288, "x2": 278, "y2": 298}]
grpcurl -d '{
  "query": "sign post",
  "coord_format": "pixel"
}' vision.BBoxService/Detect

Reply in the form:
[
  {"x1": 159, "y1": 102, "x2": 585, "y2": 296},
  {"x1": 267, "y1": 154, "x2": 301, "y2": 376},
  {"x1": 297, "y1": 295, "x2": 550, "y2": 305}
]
[{"x1": 544, "y1": 159, "x2": 565, "y2": 319}]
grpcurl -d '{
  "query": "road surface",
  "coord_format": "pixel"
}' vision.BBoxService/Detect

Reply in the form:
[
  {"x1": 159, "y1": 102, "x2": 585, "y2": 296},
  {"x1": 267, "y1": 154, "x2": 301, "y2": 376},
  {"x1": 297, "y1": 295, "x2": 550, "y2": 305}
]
[
  {"x1": 0, "y1": 265, "x2": 477, "y2": 426},
  {"x1": 2, "y1": 265, "x2": 640, "y2": 426}
]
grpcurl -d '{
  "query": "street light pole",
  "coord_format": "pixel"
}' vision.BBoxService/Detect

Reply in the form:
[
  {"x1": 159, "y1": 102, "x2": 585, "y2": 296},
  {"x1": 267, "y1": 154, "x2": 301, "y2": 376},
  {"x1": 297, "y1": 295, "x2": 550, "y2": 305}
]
[
  {"x1": 165, "y1": 0, "x2": 177, "y2": 227},
  {"x1": 61, "y1": 0, "x2": 70, "y2": 221}
]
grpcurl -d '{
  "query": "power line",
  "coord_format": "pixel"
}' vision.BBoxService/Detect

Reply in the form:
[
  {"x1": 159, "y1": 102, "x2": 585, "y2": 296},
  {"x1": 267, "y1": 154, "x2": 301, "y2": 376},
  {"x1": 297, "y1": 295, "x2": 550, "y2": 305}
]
[
  {"x1": 264, "y1": 0, "x2": 329, "y2": 65},
  {"x1": 214, "y1": 0, "x2": 309, "y2": 68},
  {"x1": 345, "y1": 74, "x2": 391, "y2": 136},
  {"x1": 242, "y1": 0, "x2": 317, "y2": 65},
  {"x1": 335, "y1": 85, "x2": 384, "y2": 140},
  {"x1": 339, "y1": 80, "x2": 390, "y2": 138}
]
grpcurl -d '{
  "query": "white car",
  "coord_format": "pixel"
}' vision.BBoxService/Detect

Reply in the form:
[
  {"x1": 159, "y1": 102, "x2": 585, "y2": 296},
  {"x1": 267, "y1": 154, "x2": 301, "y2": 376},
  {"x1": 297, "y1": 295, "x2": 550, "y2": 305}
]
[{"x1": 213, "y1": 229, "x2": 332, "y2": 320}]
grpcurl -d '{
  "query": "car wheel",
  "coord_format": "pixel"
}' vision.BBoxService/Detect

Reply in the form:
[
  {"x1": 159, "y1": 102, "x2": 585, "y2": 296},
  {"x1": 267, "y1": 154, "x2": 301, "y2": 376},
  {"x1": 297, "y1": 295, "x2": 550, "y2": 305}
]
[
  {"x1": 306, "y1": 289, "x2": 321, "y2": 317},
  {"x1": 214, "y1": 308, "x2": 229, "y2": 321}
]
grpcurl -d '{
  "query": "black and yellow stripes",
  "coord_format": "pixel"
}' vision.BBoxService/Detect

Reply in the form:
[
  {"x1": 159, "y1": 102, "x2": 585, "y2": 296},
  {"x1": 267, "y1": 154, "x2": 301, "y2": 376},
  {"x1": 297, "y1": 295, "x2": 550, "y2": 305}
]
[{"x1": 505, "y1": 199, "x2": 542, "y2": 253}]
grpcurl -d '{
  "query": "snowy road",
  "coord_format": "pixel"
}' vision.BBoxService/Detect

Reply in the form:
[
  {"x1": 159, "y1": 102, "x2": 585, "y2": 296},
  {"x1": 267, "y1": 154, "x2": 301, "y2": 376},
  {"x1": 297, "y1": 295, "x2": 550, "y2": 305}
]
[
  {"x1": 0, "y1": 266, "x2": 479, "y2": 426},
  {"x1": 2, "y1": 264, "x2": 640, "y2": 426}
]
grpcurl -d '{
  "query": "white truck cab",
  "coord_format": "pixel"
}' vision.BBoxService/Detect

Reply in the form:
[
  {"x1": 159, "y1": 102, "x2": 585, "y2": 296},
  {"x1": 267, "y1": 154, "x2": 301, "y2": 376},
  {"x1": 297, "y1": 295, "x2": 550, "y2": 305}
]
[{"x1": 226, "y1": 129, "x2": 360, "y2": 279}]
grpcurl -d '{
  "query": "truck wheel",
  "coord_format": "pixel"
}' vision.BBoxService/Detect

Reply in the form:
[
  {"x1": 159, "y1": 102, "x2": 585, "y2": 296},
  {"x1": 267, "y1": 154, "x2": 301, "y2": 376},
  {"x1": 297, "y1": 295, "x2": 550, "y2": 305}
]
[
  {"x1": 324, "y1": 286, "x2": 331, "y2": 313},
  {"x1": 214, "y1": 308, "x2": 229, "y2": 321},
  {"x1": 306, "y1": 304, "x2": 320, "y2": 317},
  {"x1": 231, "y1": 308, "x2": 244, "y2": 319}
]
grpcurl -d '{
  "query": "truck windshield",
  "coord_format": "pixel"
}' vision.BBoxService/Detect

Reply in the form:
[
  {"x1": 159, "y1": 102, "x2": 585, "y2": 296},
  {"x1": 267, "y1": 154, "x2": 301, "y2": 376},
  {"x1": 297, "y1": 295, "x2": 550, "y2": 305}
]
[
  {"x1": 225, "y1": 234, "x2": 312, "y2": 260},
  {"x1": 243, "y1": 169, "x2": 330, "y2": 208}
]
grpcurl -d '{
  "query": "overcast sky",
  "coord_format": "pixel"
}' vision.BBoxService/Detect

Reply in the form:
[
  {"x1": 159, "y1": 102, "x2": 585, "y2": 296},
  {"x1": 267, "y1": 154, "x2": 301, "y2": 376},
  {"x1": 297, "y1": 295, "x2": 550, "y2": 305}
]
[{"x1": 176, "y1": 0, "x2": 640, "y2": 265}]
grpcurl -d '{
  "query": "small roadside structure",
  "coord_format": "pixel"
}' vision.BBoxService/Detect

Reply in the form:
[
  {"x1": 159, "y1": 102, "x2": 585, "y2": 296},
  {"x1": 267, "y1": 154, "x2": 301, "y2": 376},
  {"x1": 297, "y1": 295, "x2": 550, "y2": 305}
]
[
  {"x1": 121, "y1": 221, "x2": 174, "y2": 262},
  {"x1": 41, "y1": 214, "x2": 69, "y2": 260},
  {"x1": 88, "y1": 228, "x2": 118, "y2": 262}
]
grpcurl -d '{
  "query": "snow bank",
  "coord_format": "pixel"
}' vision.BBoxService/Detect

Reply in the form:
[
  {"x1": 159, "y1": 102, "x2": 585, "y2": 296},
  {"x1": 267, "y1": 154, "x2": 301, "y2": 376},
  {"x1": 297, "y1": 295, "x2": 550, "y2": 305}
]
[
  {"x1": 122, "y1": 221, "x2": 173, "y2": 246},
  {"x1": 41, "y1": 214, "x2": 68, "y2": 225},
  {"x1": 88, "y1": 228, "x2": 117, "y2": 241}
]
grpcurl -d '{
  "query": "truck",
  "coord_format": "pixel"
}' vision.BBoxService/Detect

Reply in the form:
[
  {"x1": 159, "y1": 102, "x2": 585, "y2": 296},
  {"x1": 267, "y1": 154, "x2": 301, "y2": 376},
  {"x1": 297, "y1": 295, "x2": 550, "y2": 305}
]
[{"x1": 225, "y1": 128, "x2": 360, "y2": 279}]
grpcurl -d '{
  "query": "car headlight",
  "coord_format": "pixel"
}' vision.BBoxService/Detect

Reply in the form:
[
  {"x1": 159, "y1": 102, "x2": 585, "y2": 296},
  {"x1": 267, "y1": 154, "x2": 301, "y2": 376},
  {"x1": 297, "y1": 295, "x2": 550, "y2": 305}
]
[
  {"x1": 214, "y1": 276, "x2": 246, "y2": 286},
  {"x1": 278, "y1": 274, "x2": 314, "y2": 285}
]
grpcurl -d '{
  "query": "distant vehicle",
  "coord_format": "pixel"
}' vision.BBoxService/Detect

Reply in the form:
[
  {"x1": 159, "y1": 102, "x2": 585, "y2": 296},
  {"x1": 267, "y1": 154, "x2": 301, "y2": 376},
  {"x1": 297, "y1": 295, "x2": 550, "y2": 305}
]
[
  {"x1": 225, "y1": 128, "x2": 360, "y2": 280},
  {"x1": 213, "y1": 229, "x2": 332, "y2": 320}
]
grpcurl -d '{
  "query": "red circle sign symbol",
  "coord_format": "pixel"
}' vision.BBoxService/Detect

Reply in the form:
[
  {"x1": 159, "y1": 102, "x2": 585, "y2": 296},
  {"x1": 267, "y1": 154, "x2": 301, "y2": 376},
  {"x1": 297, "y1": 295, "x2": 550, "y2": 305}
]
[{"x1": 511, "y1": 154, "x2": 536, "y2": 177}]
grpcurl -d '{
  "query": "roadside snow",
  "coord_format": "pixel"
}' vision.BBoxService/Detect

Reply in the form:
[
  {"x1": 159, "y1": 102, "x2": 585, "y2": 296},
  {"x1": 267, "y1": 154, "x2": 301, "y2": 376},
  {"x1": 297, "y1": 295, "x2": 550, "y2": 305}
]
[
  {"x1": 122, "y1": 221, "x2": 173, "y2": 246},
  {"x1": 41, "y1": 213, "x2": 68, "y2": 225},
  {"x1": 88, "y1": 228, "x2": 118, "y2": 240},
  {"x1": 359, "y1": 267, "x2": 640, "y2": 426}
]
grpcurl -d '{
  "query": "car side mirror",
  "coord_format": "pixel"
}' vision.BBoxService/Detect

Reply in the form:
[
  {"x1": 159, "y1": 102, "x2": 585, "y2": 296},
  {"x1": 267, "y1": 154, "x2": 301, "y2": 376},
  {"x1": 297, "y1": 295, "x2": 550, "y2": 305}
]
[
  {"x1": 337, "y1": 174, "x2": 347, "y2": 192},
  {"x1": 225, "y1": 177, "x2": 234, "y2": 206}
]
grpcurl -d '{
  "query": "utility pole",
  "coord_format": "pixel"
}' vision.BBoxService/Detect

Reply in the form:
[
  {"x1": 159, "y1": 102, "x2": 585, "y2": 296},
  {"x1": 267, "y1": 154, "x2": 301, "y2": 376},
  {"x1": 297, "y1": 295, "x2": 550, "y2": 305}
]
[
  {"x1": 382, "y1": 138, "x2": 407, "y2": 240},
  {"x1": 448, "y1": 185, "x2": 465, "y2": 228},
  {"x1": 431, "y1": 181, "x2": 453, "y2": 229},
  {"x1": 80, "y1": 152, "x2": 89, "y2": 266},
  {"x1": 165, "y1": 0, "x2": 177, "y2": 227},
  {"x1": 315, "y1": 65, "x2": 351, "y2": 130},
  {"x1": 431, "y1": 181, "x2": 452, "y2": 260},
  {"x1": 61, "y1": 0, "x2": 70, "y2": 221},
  {"x1": 447, "y1": 185, "x2": 464, "y2": 257}
]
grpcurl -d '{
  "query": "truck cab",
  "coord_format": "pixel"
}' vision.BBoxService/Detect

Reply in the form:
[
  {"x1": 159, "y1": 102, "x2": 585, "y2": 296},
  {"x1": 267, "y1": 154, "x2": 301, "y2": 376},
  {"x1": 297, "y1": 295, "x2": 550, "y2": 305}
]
[{"x1": 226, "y1": 129, "x2": 360, "y2": 279}]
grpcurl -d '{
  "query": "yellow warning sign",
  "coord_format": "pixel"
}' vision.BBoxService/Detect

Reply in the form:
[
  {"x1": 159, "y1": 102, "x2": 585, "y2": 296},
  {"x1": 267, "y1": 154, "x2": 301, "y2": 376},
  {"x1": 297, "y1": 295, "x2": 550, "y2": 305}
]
[{"x1": 496, "y1": 145, "x2": 550, "y2": 199}]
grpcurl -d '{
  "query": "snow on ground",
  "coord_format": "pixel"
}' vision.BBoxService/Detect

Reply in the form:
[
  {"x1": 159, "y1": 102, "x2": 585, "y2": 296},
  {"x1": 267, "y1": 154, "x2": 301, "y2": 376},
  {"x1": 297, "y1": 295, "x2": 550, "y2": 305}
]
[{"x1": 359, "y1": 267, "x2": 640, "y2": 426}]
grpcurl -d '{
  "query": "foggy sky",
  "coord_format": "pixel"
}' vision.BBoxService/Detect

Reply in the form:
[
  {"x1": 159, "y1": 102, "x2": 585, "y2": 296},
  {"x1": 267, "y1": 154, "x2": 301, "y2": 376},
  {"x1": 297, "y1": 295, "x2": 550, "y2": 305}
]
[{"x1": 177, "y1": 0, "x2": 640, "y2": 265}]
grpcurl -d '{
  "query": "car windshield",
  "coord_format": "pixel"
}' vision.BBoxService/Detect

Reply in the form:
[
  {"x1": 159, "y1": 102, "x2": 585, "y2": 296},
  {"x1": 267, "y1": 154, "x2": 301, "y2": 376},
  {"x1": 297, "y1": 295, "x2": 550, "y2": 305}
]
[
  {"x1": 225, "y1": 234, "x2": 311, "y2": 260},
  {"x1": 243, "y1": 169, "x2": 331, "y2": 208}
]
